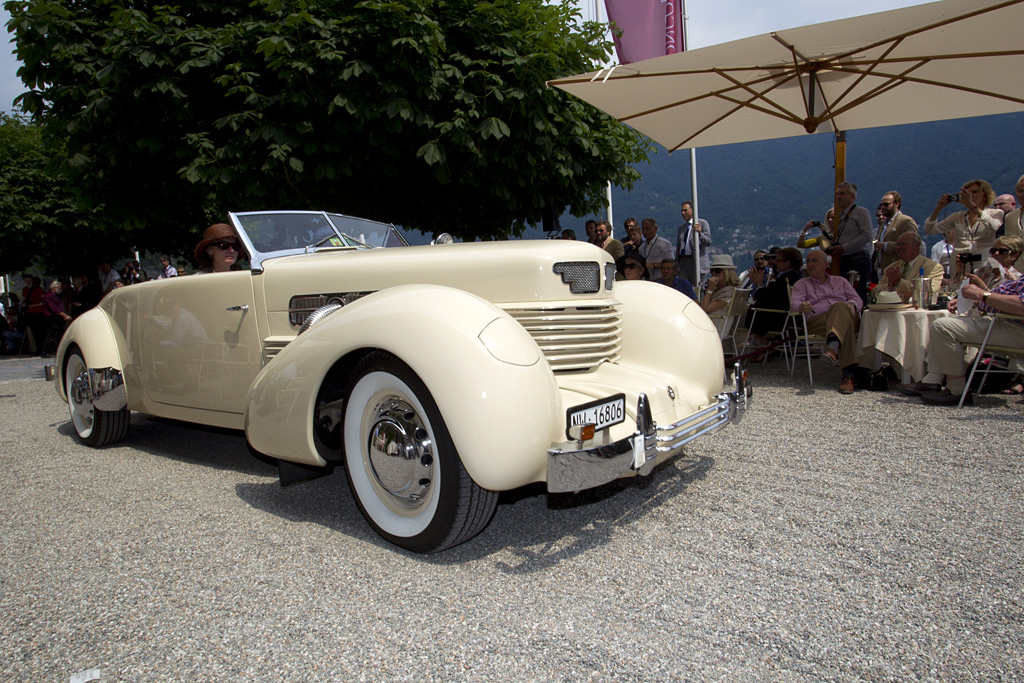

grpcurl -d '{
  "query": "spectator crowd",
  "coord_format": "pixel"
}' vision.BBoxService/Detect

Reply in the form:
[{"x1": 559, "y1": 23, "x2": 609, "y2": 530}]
[{"x1": 570, "y1": 173, "x2": 1024, "y2": 402}]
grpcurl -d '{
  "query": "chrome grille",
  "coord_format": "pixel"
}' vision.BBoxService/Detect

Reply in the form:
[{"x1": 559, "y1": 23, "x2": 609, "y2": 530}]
[
  {"x1": 552, "y1": 261, "x2": 600, "y2": 294},
  {"x1": 288, "y1": 292, "x2": 373, "y2": 326},
  {"x1": 503, "y1": 304, "x2": 622, "y2": 372}
]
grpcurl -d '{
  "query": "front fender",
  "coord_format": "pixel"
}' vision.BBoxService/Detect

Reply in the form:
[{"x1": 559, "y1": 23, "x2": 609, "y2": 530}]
[
  {"x1": 614, "y1": 281, "x2": 726, "y2": 406},
  {"x1": 245, "y1": 285, "x2": 561, "y2": 491},
  {"x1": 55, "y1": 307, "x2": 130, "y2": 403}
]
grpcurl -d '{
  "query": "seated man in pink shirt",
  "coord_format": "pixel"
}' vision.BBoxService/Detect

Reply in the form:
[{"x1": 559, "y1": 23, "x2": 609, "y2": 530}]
[{"x1": 791, "y1": 249, "x2": 864, "y2": 394}]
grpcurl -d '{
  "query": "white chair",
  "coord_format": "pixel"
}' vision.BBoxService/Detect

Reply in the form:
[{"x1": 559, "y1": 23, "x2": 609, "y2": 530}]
[
  {"x1": 785, "y1": 284, "x2": 828, "y2": 386},
  {"x1": 958, "y1": 313, "x2": 1024, "y2": 407},
  {"x1": 709, "y1": 288, "x2": 750, "y2": 356},
  {"x1": 741, "y1": 306, "x2": 792, "y2": 369}
]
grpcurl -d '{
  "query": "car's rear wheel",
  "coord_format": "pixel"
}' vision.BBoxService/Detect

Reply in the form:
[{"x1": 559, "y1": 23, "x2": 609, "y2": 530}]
[
  {"x1": 64, "y1": 349, "x2": 130, "y2": 447},
  {"x1": 342, "y1": 352, "x2": 497, "y2": 553}
]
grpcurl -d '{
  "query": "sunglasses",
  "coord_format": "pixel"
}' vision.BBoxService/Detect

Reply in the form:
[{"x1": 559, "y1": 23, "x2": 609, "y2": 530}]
[
  {"x1": 625, "y1": 263, "x2": 642, "y2": 270},
  {"x1": 711, "y1": 268, "x2": 723, "y2": 274},
  {"x1": 213, "y1": 241, "x2": 240, "y2": 251},
  {"x1": 754, "y1": 257, "x2": 767, "y2": 262},
  {"x1": 990, "y1": 247, "x2": 1013, "y2": 255}
]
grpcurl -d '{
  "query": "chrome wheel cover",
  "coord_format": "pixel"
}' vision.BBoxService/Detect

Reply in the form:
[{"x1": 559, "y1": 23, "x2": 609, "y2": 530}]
[
  {"x1": 366, "y1": 398, "x2": 434, "y2": 513},
  {"x1": 344, "y1": 370, "x2": 442, "y2": 537},
  {"x1": 66, "y1": 354, "x2": 95, "y2": 437}
]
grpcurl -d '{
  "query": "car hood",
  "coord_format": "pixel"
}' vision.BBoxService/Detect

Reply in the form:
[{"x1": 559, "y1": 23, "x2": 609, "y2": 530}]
[{"x1": 258, "y1": 240, "x2": 618, "y2": 315}]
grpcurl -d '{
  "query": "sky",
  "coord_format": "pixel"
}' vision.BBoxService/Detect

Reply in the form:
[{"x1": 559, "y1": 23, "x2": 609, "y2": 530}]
[
  {"x1": 580, "y1": 0, "x2": 932, "y2": 50},
  {"x1": 0, "y1": 1, "x2": 933, "y2": 112}
]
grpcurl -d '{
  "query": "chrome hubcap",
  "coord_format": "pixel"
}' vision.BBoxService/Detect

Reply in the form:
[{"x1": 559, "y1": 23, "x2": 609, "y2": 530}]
[
  {"x1": 366, "y1": 398, "x2": 433, "y2": 512},
  {"x1": 70, "y1": 369, "x2": 94, "y2": 425}
]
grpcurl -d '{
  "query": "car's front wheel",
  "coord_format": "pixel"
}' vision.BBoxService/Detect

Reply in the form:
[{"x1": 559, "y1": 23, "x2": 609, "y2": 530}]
[
  {"x1": 342, "y1": 352, "x2": 497, "y2": 553},
  {"x1": 64, "y1": 349, "x2": 130, "y2": 446}
]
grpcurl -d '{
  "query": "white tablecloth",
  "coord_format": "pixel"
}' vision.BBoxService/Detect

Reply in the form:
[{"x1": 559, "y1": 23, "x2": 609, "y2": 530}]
[{"x1": 857, "y1": 308, "x2": 950, "y2": 382}]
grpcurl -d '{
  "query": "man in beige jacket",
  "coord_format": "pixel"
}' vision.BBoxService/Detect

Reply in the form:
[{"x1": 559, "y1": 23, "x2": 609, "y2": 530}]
[
  {"x1": 875, "y1": 233, "x2": 944, "y2": 304},
  {"x1": 873, "y1": 190, "x2": 919, "y2": 277}
]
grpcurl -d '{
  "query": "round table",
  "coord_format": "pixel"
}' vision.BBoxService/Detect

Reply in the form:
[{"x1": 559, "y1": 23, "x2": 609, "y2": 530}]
[{"x1": 857, "y1": 307, "x2": 950, "y2": 382}]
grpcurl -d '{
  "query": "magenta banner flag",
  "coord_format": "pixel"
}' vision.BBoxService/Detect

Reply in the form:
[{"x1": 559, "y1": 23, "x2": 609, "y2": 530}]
[{"x1": 604, "y1": 0, "x2": 684, "y2": 64}]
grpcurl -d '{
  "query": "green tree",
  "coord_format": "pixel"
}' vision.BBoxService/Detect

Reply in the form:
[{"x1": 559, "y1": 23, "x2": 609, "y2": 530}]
[
  {"x1": 0, "y1": 111, "x2": 101, "y2": 274},
  {"x1": 6, "y1": 0, "x2": 650, "y2": 252}
]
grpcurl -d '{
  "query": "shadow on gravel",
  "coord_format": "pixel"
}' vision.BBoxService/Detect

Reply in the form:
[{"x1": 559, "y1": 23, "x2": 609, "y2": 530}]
[
  {"x1": 232, "y1": 453, "x2": 716, "y2": 568},
  {"x1": 471, "y1": 455, "x2": 715, "y2": 573},
  {"x1": 52, "y1": 402, "x2": 720, "y2": 565},
  {"x1": 53, "y1": 413, "x2": 279, "y2": 478}
]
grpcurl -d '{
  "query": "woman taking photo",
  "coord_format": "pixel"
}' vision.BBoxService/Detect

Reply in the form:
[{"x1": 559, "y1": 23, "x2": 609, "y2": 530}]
[{"x1": 924, "y1": 179, "x2": 1002, "y2": 279}]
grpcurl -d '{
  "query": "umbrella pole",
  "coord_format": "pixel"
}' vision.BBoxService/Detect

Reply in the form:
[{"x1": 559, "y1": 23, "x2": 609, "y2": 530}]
[
  {"x1": 830, "y1": 130, "x2": 847, "y2": 275},
  {"x1": 690, "y1": 149, "x2": 702, "y2": 286}
]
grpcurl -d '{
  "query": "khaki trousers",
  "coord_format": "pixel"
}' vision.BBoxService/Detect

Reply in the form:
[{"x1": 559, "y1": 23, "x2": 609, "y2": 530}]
[
  {"x1": 927, "y1": 315, "x2": 1024, "y2": 378},
  {"x1": 804, "y1": 303, "x2": 861, "y2": 368}
]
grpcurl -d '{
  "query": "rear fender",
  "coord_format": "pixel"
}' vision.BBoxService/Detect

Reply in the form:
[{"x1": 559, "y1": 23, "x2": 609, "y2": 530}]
[{"x1": 245, "y1": 285, "x2": 561, "y2": 491}]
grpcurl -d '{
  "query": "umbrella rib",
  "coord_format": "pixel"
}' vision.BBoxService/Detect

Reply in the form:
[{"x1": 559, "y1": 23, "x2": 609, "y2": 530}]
[
  {"x1": 618, "y1": 69, "x2": 800, "y2": 125},
  {"x1": 818, "y1": 59, "x2": 931, "y2": 121},
  {"x1": 784, "y1": 0, "x2": 1024, "y2": 70},
  {"x1": 813, "y1": 37, "x2": 904, "y2": 125},
  {"x1": 826, "y1": 63, "x2": 1024, "y2": 108}
]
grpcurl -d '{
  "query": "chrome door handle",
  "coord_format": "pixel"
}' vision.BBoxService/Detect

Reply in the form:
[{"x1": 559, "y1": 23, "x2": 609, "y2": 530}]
[{"x1": 226, "y1": 305, "x2": 249, "y2": 312}]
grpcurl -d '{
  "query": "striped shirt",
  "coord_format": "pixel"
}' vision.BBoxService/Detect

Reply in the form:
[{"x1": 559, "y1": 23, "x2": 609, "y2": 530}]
[{"x1": 977, "y1": 274, "x2": 1024, "y2": 318}]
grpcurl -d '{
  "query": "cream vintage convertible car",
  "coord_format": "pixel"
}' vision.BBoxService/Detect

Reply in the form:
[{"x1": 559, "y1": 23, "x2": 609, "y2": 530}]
[{"x1": 53, "y1": 211, "x2": 748, "y2": 552}]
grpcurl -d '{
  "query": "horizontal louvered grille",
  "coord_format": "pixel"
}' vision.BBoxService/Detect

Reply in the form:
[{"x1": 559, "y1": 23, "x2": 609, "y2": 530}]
[
  {"x1": 262, "y1": 338, "x2": 292, "y2": 364},
  {"x1": 503, "y1": 304, "x2": 622, "y2": 372}
]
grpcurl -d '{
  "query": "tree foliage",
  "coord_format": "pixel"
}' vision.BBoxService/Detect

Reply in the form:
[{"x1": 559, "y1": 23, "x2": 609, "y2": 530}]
[
  {"x1": 0, "y1": 111, "x2": 100, "y2": 273},
  {"x1": 5, "y1": 0, "x2": 650, "y2": 259}
]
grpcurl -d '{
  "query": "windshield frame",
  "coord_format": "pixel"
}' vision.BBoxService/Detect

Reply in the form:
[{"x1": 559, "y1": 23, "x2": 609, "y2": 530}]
[{"x1": 227, "y1": 210, "x2": 407, "y2": 271}]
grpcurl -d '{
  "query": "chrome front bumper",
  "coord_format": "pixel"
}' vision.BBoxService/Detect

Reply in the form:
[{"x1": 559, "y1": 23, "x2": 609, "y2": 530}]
[{"x1": 546, "y1": 363, "x2": 749, "y2": 493}]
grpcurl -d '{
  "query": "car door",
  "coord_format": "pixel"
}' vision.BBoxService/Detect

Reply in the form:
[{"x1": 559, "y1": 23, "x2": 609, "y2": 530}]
[{"x1": 137, "y1": 271, "x2": 260, "y2": 414}]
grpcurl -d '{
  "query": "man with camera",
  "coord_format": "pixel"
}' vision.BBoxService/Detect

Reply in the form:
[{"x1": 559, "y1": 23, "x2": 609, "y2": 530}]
[
  {"x1": 822, "y1": 182, "x2": 873, "y2": 304},
  {"x1": 924, "y1": 180, "x2": 1002, "y2": 279},
  {"x1": 1001, "y1": 173, "x2": 1024, "y2": 272}
]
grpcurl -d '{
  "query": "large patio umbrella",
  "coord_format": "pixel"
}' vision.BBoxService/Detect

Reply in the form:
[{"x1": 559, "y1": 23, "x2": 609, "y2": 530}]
[{"x1": 549, "y1": 0, "x2": 1024, "y2": 151}]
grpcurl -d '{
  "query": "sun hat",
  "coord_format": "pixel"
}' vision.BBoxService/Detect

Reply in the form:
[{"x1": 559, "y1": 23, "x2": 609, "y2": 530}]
[
  {"x1": 710, "y1": 254, "x2": 737, "y2": 270},
  {"x1": 194, "y1": 223, "x2": 243, "y2": 266}
]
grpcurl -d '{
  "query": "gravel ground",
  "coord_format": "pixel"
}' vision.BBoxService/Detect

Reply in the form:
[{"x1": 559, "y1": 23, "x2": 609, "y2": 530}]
[{"x1": 1, "y1": 357, "x2": 1022, "y2": 682}]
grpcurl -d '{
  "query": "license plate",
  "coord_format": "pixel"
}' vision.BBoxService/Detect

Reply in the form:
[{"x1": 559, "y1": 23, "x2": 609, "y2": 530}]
[{"x1": 566, "y1": 394, "x2": 626, "y2": 439}]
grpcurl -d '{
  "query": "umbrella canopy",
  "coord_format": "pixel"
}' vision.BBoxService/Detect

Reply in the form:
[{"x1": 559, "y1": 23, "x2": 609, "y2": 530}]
[{"x1": 549, "y1": 0, "x2": 1024, "y2": 151}]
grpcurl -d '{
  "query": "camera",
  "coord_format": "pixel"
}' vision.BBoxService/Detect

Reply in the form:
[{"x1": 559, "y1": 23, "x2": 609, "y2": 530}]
[
  {"x1": 957, "y1": 252, "x2": 982, "y2": 264},
  {"x1": 946, "y1": 193, "x2": 961, "y2": 203},
  {"x1": 811, "y1": 221, "x2": 823, "y2": 227}
]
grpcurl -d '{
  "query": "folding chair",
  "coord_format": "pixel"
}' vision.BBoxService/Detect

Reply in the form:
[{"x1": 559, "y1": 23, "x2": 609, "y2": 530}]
[
  {"x1": 741, "y1": 306, "x2": 792, "y2": 369},
  {"x1": 785, "y1": 284, "x2": 828, "y2": 385},
  {"x1": 708, "y1": 288, "x2": 750, "y2": 356},
  {"x1": 958, "y1": 313, "x2": 1024, "y2": 407}
]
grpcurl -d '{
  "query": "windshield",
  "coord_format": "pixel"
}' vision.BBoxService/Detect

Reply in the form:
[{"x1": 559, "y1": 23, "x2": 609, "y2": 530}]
[{"x1": 228, "y1": 211, "x2": 407, "y2": 270}]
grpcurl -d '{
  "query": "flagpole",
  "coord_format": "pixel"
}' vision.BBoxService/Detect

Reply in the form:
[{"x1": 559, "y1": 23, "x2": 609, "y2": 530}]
[{"x1": 594, "y1": 0, "x2": 616, "y2": 232}]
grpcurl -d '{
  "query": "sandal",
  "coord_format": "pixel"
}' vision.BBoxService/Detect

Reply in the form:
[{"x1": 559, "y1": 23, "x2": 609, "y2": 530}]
[{"x1": 1001, "y1": 381, "x2": 1024, "y2": 395}]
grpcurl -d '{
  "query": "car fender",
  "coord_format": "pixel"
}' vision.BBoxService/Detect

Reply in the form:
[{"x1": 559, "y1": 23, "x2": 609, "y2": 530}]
[
  {"x1": 614, "y1": 281, "x2": 726, "y2": 403},
  {"x1": 54, "y1": 307, "x2": 130, "y2": 403},
  {"x1": 245, "y1": 285, "x2": 561, "y2": 491}
]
